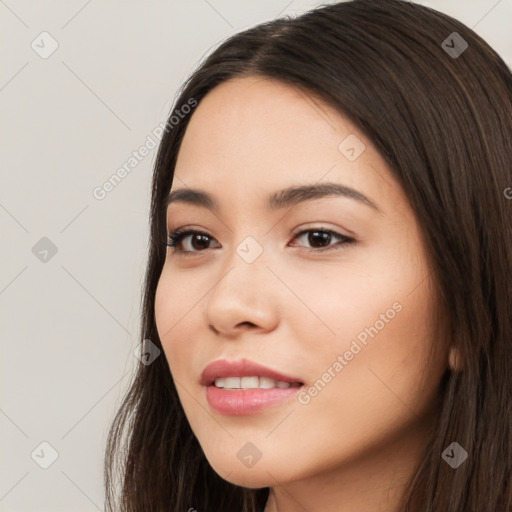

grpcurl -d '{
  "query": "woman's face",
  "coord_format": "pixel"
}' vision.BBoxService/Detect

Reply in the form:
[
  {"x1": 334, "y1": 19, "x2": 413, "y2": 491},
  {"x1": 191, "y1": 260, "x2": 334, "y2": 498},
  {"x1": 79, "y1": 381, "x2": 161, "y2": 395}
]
[{"x1": 154, "y1": 76, "x2": 450, "y2": 492}]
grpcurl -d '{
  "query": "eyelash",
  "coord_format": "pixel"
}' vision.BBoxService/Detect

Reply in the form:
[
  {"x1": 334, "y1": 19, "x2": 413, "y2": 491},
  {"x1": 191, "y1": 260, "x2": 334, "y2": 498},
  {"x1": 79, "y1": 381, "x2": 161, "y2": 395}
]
[{"x1": 166, "y1": 227, "x2": 355, "y2": 257}]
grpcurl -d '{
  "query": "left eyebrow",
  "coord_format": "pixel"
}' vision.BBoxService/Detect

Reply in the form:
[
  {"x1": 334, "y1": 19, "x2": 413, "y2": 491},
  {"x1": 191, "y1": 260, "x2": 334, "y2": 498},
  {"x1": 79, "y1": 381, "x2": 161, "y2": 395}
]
[{"x1": 166, "y1": 182, "x2": 382, "y2": 214}]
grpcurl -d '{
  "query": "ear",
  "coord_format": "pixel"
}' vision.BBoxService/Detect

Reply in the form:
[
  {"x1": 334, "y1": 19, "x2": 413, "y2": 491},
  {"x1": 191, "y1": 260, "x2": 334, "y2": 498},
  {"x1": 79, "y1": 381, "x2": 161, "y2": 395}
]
[{"x1": 448, "y1": 346, "x2": 463, "y2": 372}]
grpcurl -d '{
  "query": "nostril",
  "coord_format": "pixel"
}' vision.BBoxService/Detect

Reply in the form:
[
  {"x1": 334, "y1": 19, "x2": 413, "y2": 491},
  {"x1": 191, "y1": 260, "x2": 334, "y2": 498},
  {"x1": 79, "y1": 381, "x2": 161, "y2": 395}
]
[
  {"x1": 209, "y1": 321, "x2": 256, "y2": 335},
  {"x1": 238, "y1": 321, "x2": 256, "y2": 328}
]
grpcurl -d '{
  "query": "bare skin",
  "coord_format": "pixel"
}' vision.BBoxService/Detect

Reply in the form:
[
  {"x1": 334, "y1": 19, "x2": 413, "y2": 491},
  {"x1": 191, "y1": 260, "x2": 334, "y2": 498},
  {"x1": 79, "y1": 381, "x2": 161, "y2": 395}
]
[{"x1": 154, "y1": 76, "x2": 456, "y2": 512}]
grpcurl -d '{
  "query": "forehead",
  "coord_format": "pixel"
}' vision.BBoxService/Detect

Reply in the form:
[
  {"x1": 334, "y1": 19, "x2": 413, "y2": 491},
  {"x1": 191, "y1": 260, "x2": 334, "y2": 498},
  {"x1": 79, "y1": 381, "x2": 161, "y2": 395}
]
[
  {"x1": 176, "y1": 76, "x2": 348, "y2": 175},
  {"x1": 171, "y1": 76, "x2": 401, "y2": 214}
]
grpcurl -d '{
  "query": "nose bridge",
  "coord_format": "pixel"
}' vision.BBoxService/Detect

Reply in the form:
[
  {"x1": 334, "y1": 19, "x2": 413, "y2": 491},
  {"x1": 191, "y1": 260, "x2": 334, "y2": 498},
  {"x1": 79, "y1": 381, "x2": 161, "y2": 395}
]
[
  {"x1": 210, "y1": 235, "x2": 269, "y2": 307},
  {"x1": 204, "y1": 234, "x2": 278, "y2": 333}
]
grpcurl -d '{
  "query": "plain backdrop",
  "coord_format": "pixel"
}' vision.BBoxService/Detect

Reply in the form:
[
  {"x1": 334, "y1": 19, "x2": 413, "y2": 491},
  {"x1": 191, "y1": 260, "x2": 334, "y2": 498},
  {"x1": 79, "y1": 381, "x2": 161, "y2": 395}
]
[{"x1": 1, "y1": 0, "x2": 511, "y2": 510}]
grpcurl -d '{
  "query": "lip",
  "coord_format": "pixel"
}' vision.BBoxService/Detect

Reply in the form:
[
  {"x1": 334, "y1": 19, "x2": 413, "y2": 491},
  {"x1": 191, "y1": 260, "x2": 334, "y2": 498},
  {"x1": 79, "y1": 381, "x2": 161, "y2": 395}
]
[
  {"x1": 200, "y1": 358, "x2": 303, "y2": 386},
  {"x1": 201, "y1": 358, "x2": 304, "y2": 416}
]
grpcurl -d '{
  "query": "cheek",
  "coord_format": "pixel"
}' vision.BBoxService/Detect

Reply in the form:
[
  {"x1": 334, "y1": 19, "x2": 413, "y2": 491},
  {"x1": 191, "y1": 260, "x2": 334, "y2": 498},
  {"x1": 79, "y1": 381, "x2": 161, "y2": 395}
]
[
  {"x1": 154, "y1": 270, "x2": 199, "y2": 373},
  {"x1": 278, "y1": 241, "x2": 429, "y2": 362},
  {"x1": 154, "y1": 271, "x2": 210, "y2": 433},
  {"x1": 295, "y1": 262, "x2": 445, "y2": 435},
  {"x1": 284, "y1": 240, "x2": 445, "y2": 423}
]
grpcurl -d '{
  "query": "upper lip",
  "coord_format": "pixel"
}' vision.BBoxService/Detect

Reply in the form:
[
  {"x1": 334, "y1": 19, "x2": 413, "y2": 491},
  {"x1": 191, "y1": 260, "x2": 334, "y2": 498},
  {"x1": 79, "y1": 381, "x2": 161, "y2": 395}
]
[{"x1": 200, "y1": 358, "x2": 304, "y2": 386}]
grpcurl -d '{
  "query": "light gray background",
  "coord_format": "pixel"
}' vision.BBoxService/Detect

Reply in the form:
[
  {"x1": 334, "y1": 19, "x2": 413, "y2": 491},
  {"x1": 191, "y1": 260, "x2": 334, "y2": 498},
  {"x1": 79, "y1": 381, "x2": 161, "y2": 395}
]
[{"x1": 1, "y1": 1, "x2": 511, "y2": 510}]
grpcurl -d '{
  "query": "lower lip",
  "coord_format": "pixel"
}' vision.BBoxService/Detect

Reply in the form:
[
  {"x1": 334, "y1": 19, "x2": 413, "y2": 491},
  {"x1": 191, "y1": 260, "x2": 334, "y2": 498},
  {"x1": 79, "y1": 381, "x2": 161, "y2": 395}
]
[{"x1": 205, "y1": 385, "x2": 302, "y2": 415}]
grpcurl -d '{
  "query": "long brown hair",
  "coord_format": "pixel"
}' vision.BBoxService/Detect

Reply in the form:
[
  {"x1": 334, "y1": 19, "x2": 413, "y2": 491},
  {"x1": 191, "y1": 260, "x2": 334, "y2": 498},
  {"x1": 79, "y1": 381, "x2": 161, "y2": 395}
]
[{"x1": 104, "y1": 1, "x2": 512, "y2": 510}]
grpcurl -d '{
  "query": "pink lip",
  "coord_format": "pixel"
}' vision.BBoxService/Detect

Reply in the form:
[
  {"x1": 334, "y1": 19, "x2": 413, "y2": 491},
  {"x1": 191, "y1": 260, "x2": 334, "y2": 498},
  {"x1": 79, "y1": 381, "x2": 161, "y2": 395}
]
[
  {"x1": 200, "y1": 358, "x2": 304, "y2": 416},
  {"x1": 200, "y1": 358, "x2": 303, "y2": 386}
]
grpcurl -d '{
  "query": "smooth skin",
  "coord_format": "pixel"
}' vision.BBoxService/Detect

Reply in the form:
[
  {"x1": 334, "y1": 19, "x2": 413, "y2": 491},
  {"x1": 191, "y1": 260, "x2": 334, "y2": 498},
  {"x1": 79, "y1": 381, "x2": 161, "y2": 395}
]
[{"x1": 154, "y1": 76, "x2": 457, "y2": 512}]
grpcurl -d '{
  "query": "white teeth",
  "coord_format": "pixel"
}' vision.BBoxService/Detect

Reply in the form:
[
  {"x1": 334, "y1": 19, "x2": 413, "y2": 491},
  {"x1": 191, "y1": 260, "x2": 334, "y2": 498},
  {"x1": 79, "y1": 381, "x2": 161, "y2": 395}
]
[
  {"x1": 213, "y1": 376, "x2": 294, "y2": 389},
  {"x1": 241, "y1": 376, "x2": 259, "y2": 388},
  {"x1": 259, "y1": 376, "x2": 276, "y2": 389},
  {"x1": 224, "y1": 377, "x2": 240, "y2": 388},
  {"x1": 214, "y1": 377, "x2": 227, "y2": 388}
]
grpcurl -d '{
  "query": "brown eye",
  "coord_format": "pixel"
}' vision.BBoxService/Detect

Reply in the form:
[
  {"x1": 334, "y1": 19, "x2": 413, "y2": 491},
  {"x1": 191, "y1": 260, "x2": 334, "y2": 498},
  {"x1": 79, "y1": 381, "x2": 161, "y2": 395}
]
[
  {"x1": 167, "y1": 230, "x2": 219, "y2": 255},
  {"x1": 290, "y1": 229, "x2": 354, "y2": 252}
]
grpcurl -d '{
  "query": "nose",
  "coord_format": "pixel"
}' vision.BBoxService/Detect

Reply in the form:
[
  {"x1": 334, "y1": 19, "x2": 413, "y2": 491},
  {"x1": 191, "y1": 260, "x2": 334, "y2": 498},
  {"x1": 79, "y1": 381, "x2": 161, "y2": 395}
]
[{"x1": 203, "y1": 251, "x2": 280, "y2": 338}]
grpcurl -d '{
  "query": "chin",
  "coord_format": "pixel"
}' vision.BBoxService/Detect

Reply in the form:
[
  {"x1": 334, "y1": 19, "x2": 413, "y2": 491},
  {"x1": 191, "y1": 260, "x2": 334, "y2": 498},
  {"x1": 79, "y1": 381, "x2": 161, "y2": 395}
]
[
  {"x1": 223, "y1": 472, "x2": 271, "y2": 489},
  {"x1": 204, "y1": 451, "x2": 284, "y2": 489}
]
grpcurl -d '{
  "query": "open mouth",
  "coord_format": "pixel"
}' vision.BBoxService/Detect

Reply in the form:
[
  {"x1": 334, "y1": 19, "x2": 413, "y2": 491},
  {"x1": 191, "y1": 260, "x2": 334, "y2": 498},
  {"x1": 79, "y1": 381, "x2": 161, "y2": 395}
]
[
  {"x1": 200, "y1": 358, "x2": 304, "y2": 414},
  {"x1": 210, "y1": 376, "x2": 303, "y2": 389}
]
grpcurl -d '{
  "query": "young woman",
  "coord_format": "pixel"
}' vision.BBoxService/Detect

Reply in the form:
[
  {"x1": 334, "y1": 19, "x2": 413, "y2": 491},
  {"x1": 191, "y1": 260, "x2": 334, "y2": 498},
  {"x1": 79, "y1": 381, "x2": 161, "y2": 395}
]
[{"x1": 104, "y1": 1, "x2": 512, "y2": 510}]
